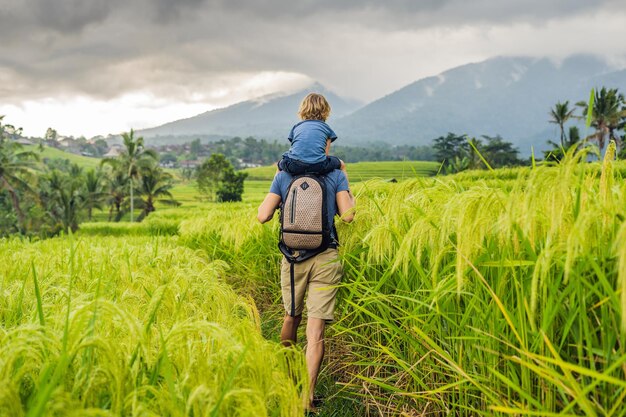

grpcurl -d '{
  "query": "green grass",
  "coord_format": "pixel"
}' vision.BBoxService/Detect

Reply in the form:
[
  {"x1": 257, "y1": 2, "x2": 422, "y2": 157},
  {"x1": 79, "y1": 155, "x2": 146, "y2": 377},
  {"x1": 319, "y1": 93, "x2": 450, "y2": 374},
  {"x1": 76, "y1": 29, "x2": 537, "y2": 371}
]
[
  {"x1": 175, "y1": 146, "x2": 626, "y2": 416},
  {"x1": 0, "y1": 235, "x2": 307, "y2": 416},
  {"x1": 7, "y1": 154, "x2": 626, "y2": 416},
  {"x1": 25, "y1": 145, "x2": 102, "y2": 169},
  {"x1": 243, "y1": 160, "x2": 439, "y2": 181}
]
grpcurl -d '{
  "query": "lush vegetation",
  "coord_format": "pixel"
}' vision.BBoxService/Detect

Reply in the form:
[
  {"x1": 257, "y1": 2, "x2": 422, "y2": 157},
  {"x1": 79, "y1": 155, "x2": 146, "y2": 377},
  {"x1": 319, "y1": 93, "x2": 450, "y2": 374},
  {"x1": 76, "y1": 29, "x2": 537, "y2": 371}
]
[
  {"x1": 3, "y1": 142, "x2": 626, "y2": 415},
  {"x1": 2, "y1": 86, "x2": 626, "y2": 416},
  {"x1": 156, "y1": 136, "x2": 436, "y2": 169},
  {"x1": 175, "y1": 144, "x2": 626, "y2": 415},
  {"x1": 196, "y1": 153, "x2": 248, "y2": 202},
  {"x1": 0, "y1": 235, "x2": 306, "y2": 416},
  {"x1": 545, "y1": 87, "x2": 626, "y2": 161},
  {"x1": 0, "y1": 124, "x2": 178, "y2": 236},
  {"x1": 243, "y1": 160, "x2": 439, "y2": 181}
]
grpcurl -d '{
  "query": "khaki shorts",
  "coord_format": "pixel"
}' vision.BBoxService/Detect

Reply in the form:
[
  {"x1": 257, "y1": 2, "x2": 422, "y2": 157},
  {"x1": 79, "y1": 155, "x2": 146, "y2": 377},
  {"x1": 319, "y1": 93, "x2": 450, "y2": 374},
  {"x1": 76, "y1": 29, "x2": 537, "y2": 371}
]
[{"x1": 281, "y1": 248, "x2": 343, "y2": 322}]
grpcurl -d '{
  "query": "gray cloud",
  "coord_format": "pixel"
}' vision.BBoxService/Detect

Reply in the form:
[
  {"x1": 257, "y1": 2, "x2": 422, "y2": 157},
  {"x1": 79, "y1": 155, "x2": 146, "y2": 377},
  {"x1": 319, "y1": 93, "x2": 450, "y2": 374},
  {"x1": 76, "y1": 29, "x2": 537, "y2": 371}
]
[{"x1": 0, "y1": 0, "x2": 625, "y2": 105}]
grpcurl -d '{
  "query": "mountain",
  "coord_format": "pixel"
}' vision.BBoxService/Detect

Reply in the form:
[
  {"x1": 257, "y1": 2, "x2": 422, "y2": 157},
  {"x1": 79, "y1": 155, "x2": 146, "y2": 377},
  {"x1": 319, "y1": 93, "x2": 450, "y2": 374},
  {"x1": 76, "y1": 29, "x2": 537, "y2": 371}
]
[
  {"x1": 138, "y1": 55, "x2": 626, "y2": 153},
  {"x1": 334, "y1": 55, "x2": 626, "y2": 153},
  {"x1": 138, "y1": 83, "x2": 362, "y2": 144}
]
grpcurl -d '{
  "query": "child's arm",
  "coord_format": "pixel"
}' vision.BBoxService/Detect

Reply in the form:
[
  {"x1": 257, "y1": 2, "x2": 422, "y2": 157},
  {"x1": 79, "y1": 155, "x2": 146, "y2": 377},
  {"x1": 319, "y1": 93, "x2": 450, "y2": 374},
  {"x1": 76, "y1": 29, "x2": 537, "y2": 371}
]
[{"x1": 325, "y1": 138, "x2": 331, "y2": 156}]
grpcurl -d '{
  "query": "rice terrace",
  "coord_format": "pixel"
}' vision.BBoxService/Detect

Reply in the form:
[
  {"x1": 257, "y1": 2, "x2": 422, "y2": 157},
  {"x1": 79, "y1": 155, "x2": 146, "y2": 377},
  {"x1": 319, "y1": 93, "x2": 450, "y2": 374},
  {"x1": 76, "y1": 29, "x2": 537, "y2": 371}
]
[{"x1": 2, "y1": 1, "x2": 626, "y2": 416}]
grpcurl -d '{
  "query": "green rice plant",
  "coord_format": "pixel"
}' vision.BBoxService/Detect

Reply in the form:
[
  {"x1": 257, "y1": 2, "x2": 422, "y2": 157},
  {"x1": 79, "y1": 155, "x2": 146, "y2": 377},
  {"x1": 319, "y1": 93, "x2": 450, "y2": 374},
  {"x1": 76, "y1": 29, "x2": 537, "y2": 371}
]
[
  {"x1": 178, "y1": 149, "x2": 626, "y2": 415},
  {"x1": 0, "y1": 235, "x2": 307, "y2": 416}
]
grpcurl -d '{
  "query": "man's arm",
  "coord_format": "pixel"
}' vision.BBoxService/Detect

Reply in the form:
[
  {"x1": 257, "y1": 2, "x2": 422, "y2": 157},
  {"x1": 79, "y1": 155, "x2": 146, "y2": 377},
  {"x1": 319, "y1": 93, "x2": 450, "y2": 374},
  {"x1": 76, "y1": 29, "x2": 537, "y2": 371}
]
[
  {"x1": 257, "y1": 193, "x2": 282, "y2": 223},
  {"x1": 336, "y1": 190, "x2": 355, "y2": 223}
]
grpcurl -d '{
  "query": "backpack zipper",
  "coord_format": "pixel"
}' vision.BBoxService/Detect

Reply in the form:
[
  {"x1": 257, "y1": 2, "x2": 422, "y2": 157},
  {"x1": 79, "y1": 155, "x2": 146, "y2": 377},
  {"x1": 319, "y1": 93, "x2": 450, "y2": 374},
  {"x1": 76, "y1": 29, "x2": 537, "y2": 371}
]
[{"x1": 290, "y1": 188, "x2": 297, "y2": 224}]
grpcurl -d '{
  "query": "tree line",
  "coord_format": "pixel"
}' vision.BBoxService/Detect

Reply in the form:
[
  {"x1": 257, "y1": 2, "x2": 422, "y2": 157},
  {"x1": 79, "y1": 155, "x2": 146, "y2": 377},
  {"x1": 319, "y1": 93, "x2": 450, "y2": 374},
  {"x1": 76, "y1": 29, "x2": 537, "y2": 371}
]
[
  {"x1": 157, "y1": 136, "x2": 436, "y2": 168},
  {"x1": 0, "y1": 121, "x2": 178, "y2": 237},
  {"x1": 433, "y1": 86, "x2": 626, "y2": 173},
  {"x1": 544, "y1": 86, "x2": 626, "y2": 160}
]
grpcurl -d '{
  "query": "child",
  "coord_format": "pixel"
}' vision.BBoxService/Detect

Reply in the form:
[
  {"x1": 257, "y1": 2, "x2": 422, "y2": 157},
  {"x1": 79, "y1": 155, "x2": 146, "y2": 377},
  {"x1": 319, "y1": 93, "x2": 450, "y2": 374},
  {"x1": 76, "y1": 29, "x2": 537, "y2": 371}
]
[{"x1": 278, "y1": 93, "x2": 348, "y2": 182}]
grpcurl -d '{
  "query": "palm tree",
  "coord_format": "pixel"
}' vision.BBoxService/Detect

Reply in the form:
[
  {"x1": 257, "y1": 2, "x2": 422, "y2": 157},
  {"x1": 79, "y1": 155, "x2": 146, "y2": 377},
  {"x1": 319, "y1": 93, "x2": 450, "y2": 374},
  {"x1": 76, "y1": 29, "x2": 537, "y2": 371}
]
[
  {"x1": 0, "y1": 121, "x2": 39, "y2": 232},
  {"x1": 135, "y1": 163, "x2": 179, "y2": 221},
  {"x1": 466, "y1": 137, "x2": 483, "y2": 169},
  {"x1": 577, "y1": 87, "x2": 626, "y2": 154},
  {"x1": 105, "y1": 170, "x2": 128, "y2": 222},
  {"x1": 102, "y1": 129, "x2": 157, "y2": 222},
  {"x1": 84, "y1": 168, "x2": 107, "y2": 220},
  {"x1": 549, "y1": 101, "x2": 576, "y2": 148},
  {"x1": 40, "y1": 169, "x2": 85, "y2": 234}
]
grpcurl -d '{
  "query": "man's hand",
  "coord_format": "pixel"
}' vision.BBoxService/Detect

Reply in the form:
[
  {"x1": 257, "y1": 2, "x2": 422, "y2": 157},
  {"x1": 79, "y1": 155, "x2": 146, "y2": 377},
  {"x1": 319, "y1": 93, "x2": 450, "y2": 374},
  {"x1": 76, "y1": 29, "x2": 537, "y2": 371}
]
[{"x1": 257, "y1": 193, "x2": 282, "y2": 223}]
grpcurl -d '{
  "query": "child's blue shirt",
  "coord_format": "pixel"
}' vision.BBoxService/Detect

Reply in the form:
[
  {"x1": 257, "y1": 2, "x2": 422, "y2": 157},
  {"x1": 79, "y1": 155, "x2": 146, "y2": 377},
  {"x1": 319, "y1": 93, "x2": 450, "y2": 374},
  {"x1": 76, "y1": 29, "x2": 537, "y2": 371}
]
[{"x1": 283, "y1": 120, "x2": 338, "y2": 164}]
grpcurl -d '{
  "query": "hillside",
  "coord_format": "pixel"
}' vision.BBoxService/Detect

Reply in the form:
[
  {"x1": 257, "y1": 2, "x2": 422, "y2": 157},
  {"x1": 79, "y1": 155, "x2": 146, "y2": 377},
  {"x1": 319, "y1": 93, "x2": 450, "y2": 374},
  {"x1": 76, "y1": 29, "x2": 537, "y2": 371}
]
[
  {"x1": 335, "y1": 55, "x2": 626, "y2": 153},
  {"x1": 25, "y1": 145, "x2": 102, "y2": 169},
  {"x1": 135, "y1": 55, "x2": 626, "y2": 155}
]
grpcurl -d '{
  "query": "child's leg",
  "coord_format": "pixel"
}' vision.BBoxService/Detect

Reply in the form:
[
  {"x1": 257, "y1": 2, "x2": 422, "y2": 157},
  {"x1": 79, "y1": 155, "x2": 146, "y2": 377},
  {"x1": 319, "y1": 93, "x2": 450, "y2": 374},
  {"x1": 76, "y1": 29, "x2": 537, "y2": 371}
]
[
  {"x1": 282, "y1": 157, "x2": 308, "y2": 175},
  {"x1": 321, "y1": 156, "x2": 350, "y2": 186},
  {"x1": 278, "y1": 156, "x2": 306, "y2": 175},
  {"x1": 339, "y1": 159, "x2": 349, "y2": 186},
  {"x1": 277, "y1": 157, "x2": 289, "y2": 173}
]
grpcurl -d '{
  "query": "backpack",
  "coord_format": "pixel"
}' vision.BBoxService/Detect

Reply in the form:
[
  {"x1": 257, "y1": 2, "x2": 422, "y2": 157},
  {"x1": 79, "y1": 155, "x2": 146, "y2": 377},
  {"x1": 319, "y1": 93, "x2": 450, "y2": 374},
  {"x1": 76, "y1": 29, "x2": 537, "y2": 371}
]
[{"x1": 278, "y1": 174, "x2": 333, "y2": 263}]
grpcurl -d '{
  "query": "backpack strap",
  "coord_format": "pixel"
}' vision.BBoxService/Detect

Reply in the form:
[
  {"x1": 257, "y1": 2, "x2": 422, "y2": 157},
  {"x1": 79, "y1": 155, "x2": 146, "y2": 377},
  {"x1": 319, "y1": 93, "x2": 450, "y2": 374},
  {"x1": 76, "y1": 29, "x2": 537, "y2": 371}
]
[{"x1": 289, "y1": 261, "x2": 296, "y2": 317}]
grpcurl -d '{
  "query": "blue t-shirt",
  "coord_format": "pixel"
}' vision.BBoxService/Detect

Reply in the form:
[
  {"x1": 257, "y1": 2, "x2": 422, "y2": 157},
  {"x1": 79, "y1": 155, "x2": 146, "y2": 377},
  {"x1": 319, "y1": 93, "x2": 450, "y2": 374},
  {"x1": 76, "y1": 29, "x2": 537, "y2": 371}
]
[
  {"x1": 284, "y1": 120, "x2": 338, "y2": 164},
  {"x1": 270, "y1": 170, "x2": 349, "y2": 238}
]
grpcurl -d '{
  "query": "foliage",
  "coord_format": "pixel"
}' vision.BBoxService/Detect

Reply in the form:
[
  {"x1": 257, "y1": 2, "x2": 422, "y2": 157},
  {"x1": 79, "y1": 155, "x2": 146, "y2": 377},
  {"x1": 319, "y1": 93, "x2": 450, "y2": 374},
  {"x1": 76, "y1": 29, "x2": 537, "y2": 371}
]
[
  {"x1": 0, "y1": 236, "x2": 307, "y2": 416},
  {"x1": 102, "y1": 129, "x2": 158, "y2": 222},
  {"x1": 0, "y1": 117, "x2": 39, "y2": 233},
  {"x1": 84, "y1": 168, "x2": 107, "y2": 220},
  {"x1": 134, "y1": 162, "x2": 180, "y2": 221},
  {"x1": 549, "y1": 100, "x2": 576, "y2": 147},
  {"x1": 217, "y1": 168, "x2": 248, "y2": 202},
  {"x1": 432, "y1": 132, "x2": 469, "y2": 168},
  {"x1": 196, "y1": 153, "x2": 247, "y2": 202},
  {"x1": 153, "y1": 136, "x2": 436, "y2": 168},
  {"x1": 480, "y1": 134, "x2": 522, "y2": 167},
  {"x1": 434, "y1": 133, "x2": 522, "y2": 173},
  {"x1": 244, "y1": 160, "x2": 439, "y2": 182},
  {"x1": 38, "y1": 167, "x2": 86, "y2": 233},
  {"x1": 543, "y1": 126, "x2": 582, "y2": 162},
  {"x1": 179, "y1": 148, "x2": 626, "y2": 415},
  {"x1": 577, "y1": 87, "x2": 626, "y2": 152}
]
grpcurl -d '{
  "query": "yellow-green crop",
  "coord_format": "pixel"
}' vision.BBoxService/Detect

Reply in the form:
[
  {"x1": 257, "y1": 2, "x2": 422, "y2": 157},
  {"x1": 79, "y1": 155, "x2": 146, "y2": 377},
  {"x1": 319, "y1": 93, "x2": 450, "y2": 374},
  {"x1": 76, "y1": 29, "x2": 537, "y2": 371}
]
[
  {"x1": 0, "y1": 235, "x2": 306, "y2": 416},
  {"x1": 180, "y1": 146, "x2": 626, "y2": 416}
]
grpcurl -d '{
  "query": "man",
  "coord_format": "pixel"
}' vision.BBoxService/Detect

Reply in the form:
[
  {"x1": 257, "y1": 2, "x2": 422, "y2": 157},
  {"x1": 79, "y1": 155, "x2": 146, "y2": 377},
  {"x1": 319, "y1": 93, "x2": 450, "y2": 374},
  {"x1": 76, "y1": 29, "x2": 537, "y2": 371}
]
[{"x1": 257, "y1": 168, "x2": 355, "y2": 411}]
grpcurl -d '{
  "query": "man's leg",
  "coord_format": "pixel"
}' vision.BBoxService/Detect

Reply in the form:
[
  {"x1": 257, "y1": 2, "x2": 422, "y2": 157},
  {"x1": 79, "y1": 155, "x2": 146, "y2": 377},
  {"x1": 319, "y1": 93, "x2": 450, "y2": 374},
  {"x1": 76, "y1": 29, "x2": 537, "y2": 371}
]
[
  {"x1": 280, "y1": 314, "x2": 302, "y2": 346},
  {"x1": 305, "y1": 317, "x2": 326, "y2": 407}
]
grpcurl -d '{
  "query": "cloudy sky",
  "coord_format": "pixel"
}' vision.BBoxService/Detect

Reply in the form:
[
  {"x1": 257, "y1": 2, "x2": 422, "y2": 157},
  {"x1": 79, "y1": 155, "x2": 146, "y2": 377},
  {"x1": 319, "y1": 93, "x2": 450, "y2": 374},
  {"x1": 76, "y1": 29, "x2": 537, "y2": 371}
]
[{"x1": 1, "y1": 0, "x2": 625, "y2": 137}]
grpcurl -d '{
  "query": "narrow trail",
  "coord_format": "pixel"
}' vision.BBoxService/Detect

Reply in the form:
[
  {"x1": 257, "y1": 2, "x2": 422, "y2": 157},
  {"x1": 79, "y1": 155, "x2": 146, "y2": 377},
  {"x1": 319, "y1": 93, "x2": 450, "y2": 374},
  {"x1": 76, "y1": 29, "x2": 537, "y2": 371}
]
[{"x1": 218, "y1": 264, "x2": 365, "y2": 417}]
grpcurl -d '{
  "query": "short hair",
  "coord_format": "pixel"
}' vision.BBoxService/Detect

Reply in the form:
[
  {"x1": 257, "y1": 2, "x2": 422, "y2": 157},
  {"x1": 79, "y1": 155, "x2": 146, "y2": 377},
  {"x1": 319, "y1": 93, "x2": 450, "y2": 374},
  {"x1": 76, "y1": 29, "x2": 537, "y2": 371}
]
[{"x1": 298, "y1": 93, "x2": 331, "y2": 121}]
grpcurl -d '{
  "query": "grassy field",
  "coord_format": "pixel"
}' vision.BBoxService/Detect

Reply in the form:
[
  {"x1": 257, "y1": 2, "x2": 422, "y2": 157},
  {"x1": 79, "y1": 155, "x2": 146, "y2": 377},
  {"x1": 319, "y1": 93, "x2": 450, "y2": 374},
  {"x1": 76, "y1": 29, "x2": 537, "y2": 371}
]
[
  {"x1": 172, "y1": 149, "x2": 626, "y2": 415},
  {"x1": 168, "y1": 160, "x2": 439, "y2": 207},
  {"x1": 243, "y1": 160, "x2": 439, "y2": 182},
  {"x1": 4, "y1": 155, "x2": 626, "y2": 416},
  {"x1": 25, "y1": 145, "x2": 103, "y2": 169}
]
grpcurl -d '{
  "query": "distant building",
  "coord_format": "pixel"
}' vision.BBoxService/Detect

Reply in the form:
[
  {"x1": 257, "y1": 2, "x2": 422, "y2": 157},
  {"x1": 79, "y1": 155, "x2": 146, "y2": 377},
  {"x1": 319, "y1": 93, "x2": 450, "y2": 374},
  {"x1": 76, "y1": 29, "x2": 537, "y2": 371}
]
[
  {"x1": 103, "y1": 146, "x2": 122, "y2": 158},
  {"x1": 58, "y1": 137, "x2": 73, "y2": 148},
  {"x1": 238, "y1": 161, "x2": 262, "y2": 168},
  {"x1": 180, "y1": 160, "x2": 200, "y2": 168},
  {"x1": 16, "y1": 138, "x2": 34, "y2": 146}
]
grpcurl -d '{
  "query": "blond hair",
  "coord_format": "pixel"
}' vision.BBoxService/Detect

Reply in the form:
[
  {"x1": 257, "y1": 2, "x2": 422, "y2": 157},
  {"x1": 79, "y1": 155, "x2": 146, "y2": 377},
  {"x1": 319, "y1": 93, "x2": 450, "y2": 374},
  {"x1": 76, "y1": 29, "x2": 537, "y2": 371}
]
[{"x1": 298, "y1": 93, "x2": 331, "y2": 121}]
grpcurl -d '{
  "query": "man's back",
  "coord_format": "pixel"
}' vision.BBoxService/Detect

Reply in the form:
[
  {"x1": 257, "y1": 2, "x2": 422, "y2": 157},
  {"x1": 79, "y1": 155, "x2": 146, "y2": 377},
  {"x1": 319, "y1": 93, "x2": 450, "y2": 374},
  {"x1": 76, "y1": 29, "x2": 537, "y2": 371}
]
[{"x1": 270, "y1": 170, "x2": 349, "y2": 232}]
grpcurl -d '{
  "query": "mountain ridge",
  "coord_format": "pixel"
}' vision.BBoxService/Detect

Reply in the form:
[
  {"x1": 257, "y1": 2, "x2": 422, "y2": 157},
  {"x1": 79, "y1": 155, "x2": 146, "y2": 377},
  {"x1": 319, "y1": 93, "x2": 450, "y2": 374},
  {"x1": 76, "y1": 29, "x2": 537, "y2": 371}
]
[{"x1": 138, "y1": 55, "x2": 626, "y2": 153}]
